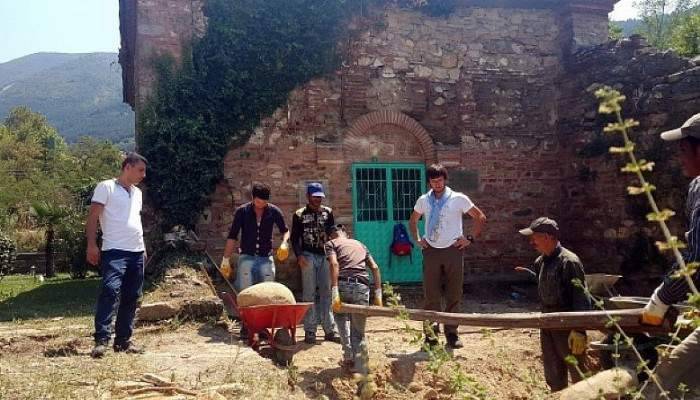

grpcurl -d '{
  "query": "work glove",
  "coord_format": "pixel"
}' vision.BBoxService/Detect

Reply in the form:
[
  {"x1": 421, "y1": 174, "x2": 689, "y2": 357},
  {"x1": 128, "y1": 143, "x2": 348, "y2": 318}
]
[
  {"x1": 220, "y1": 257, "x2": 233, "y2": 281},
  {"x1": 373, "y1": 288, "x2": 383, "y2": 307},
  {"x1": 568, "y1": 331, "x2": 587, "y2": 355},
  {"x1": 641, "y1": 286, "x2": 669, "y2": 326},
  {"x1": 331, "y1": 286, "x2": 342, "y2": 313},
  {"x1": 276, "y1": 242, "x2": 289, "y2": 262}
]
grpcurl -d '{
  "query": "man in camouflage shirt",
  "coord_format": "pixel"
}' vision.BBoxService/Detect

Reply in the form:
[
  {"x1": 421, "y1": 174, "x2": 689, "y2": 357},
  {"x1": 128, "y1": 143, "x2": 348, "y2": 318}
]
[
  {"x1": 291, "y1": 182, "x2": 340, "y2": 344},
  {"x1": 518, "y1": 217, "x2": 591, "y2": 392}
]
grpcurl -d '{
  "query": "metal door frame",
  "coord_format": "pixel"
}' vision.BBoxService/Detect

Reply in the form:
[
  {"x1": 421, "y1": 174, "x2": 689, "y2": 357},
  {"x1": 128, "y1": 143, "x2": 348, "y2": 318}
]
[{"x1": 351, "y1": 162, "x2": 426, "y2": 283}]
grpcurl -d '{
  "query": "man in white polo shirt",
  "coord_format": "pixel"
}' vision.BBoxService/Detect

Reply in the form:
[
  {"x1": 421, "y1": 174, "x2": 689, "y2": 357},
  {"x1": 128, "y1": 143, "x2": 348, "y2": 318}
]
[
  {"x1": 86, "y1": 152, "x2": 147, "y2": 358},
  {"x1": 409, "y1": 163, "x2": 486, "y2": 349}
]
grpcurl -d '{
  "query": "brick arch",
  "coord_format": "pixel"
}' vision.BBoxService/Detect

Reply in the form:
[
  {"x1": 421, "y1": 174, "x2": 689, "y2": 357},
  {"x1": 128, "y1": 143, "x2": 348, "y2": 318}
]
[{"x1": 345, "y1": 111, "x2": 437, "y2": 163}]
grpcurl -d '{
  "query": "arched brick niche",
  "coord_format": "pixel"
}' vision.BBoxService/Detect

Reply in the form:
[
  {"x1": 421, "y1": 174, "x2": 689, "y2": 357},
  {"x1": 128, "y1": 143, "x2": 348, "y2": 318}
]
[{"x1": 344, "y1": 111, "x2": 437, "y2": 163}]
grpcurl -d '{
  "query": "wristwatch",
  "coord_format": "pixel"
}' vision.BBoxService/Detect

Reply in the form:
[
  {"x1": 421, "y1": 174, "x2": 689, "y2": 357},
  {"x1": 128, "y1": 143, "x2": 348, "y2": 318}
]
[{"x1": 466, "y1": 235, "x2": 475, "y2": 243}]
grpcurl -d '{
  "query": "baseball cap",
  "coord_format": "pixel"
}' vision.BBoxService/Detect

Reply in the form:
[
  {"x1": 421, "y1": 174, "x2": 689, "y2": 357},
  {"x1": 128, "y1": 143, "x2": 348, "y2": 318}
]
[
  {"x1": 519, "y1": 217, "x2": 560, "y2": 237},
  {"x1": 660, "y1": 113, "x2": 700, "y2": 141},
  {"x1": 307, "y1": 182, "x2": 325, "y2": 198}
]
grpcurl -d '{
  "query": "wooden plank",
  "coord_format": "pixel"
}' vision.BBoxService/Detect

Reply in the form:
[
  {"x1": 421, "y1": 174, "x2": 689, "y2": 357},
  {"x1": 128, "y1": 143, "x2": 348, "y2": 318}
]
[{"x1": 338, "y1": 304, "x2": 673, "y2": 333}]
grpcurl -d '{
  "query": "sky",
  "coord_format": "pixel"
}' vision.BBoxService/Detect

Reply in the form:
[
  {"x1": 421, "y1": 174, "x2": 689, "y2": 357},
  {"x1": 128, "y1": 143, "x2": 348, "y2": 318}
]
[
  {"x1": 0, "y1": 0, "x2": 639, "y2": 64},
  {"x1": 611, "y1": 0, "x2": 640, "y2": 21},
  {"x1": 0, "y1": 0, "x2": 121, "y2": 63}
]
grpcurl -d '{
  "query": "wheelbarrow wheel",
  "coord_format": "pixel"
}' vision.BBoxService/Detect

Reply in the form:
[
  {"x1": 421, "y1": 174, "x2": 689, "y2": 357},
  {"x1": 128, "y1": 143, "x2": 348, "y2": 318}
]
[{"x1": 273, "y1": 328, "x2": 295, "y2": 366}]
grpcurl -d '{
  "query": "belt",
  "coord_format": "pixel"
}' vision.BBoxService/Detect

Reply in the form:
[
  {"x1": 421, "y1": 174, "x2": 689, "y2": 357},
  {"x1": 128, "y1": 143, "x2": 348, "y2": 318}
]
[
  {"x1": 338, "y1": 275, "x2": 370, "y2": 286},
  {"x1": 302, "y1": 247, "x2": 326, "y2": 255}
]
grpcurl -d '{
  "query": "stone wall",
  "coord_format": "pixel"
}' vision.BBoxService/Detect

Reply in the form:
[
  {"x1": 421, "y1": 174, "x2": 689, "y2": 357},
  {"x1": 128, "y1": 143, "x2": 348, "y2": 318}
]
[
  {"x1": 119, "y1": 0, "x2": 626, "y2": 287},
  {"x1": 12, "y1": 253, "x2": 68, "y2": 275},
  {"x1": 192, "y1": 4, "x2": 605, "y2": 287},
  {"x1": 557, "y1": 36, "x2": 700, "y2": 286},
  {"x1": 121, "y1": 0, "x2": 206, "y2": 111}
]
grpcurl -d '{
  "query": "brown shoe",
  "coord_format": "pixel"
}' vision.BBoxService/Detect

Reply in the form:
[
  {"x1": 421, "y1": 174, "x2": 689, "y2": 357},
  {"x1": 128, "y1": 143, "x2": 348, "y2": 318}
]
[
  {"x1": 91, "y1": 342, "x2": 109, "y2": 359},
  {"x1": 338, "y1": 359, "x2": 355, "y2": 374},
  {"x1": 113, "y1": 341, "x2": 145, "y2": 354}
]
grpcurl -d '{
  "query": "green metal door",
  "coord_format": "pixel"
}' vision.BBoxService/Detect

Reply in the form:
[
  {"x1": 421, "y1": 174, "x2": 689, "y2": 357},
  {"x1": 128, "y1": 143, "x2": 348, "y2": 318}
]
[{"x1": 351, "y1": 163, "x2": 425, "y2": 283}]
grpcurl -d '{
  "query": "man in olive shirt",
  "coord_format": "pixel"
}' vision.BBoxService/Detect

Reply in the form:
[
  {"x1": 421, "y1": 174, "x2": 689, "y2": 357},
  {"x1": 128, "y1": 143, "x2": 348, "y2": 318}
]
[{"x1": 518, "y1": 217, "x2": 591, "y2": 392}]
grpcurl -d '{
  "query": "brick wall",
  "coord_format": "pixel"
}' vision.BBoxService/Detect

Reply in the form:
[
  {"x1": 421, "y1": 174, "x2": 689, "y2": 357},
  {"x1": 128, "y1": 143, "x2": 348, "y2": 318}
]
[{"x1": 120, "y1": 1, "x2": 634, "y2": 286}]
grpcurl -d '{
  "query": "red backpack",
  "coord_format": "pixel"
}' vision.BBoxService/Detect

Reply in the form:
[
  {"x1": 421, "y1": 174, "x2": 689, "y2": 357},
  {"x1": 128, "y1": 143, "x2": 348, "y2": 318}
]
[{"x1": 389, "y1": 223, "x2": 413, "y2": 267}]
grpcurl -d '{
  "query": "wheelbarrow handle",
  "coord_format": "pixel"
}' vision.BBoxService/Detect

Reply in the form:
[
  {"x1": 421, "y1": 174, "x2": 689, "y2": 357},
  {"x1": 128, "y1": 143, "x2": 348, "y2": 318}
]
[
  {"x1": 514, "y1": 266, "x2": 537, "y2": 277},
  {"x1": 201, "y1": 251, "x2": 239, "y2": 297}
]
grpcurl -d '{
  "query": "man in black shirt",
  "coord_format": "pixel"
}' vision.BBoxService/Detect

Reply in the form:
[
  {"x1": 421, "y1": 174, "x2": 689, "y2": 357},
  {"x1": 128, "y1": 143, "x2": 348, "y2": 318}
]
[
  {"x1": 222, "y1": 182, "x2": 289, "y2": 292},
  {"x1": 291, "y1": 182, "x2": 339, "y2": 344},
  {"x1": 518, "y1": 217, "x2": 591, "y2": 392}
]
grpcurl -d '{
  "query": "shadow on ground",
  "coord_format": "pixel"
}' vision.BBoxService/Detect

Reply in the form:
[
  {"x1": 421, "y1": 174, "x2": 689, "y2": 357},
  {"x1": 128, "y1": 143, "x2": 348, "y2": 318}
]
[{"x1": 0, "y1": 276, "x2": 100, "y2": 321}]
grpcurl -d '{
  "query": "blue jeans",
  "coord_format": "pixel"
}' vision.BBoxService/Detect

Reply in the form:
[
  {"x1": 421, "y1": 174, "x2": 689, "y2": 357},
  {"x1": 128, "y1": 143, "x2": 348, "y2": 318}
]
[
  {"x1": 301, "y1": 252, "x2": 336, "y2": 336},
  {"x1": 334, "y1": 280, "x2": 370, "y2": 375},
  {"x1": 236, "y1": 254, "x2": 275, "y2": 291},
  {"x1": 94, "y1": 250, "x2": 144, "y2": 344}
]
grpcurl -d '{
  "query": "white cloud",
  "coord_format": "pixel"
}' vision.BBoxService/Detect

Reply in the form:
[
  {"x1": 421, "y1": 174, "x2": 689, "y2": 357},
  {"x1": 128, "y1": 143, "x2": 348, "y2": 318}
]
[{"x1": 610, "y1": 0, "x2": 639, "y2": 21}]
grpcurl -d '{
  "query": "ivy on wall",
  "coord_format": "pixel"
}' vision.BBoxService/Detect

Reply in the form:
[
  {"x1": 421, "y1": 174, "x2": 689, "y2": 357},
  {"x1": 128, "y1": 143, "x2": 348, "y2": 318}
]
[{"x1": 138, "y1": 0, "x2": 452, "y2": 229}]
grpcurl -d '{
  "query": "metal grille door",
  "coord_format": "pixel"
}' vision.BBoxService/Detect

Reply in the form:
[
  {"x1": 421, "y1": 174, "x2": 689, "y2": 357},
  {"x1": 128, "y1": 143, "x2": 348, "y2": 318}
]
[
  {"x1": 355, "y1": 168, "x2": 388, "y2": 222},
  {"x1": 392, "y1": 168, "x2": 423, "y2": 221},
  {"x1": 352, "y1": 163, "x2": 425, "y2": 283}
]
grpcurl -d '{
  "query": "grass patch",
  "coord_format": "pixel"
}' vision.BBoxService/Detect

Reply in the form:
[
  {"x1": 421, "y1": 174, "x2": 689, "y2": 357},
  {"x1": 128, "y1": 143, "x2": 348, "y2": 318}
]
[{"x1": 0, "y1": 274, "x2": 100, "y2": 321}]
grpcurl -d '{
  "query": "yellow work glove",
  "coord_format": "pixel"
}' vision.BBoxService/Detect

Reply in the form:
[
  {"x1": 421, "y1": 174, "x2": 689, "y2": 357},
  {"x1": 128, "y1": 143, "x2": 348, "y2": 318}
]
[
  {"x1": 331, "y1": 286, "x2": 342, "y2": 313},
  {"x1": 276, "y1": 242, "x2": 289, "y2": 262},
  {"x1": 568, "y1": 331, "x2": 587, "y2": 355},
  {"x1": 641, "y1": 287, "x2": 669, "y2": 326},
  {"x1": 373, "y1": 288, "x2": 383, "y2": 307},
  {"x1": 220, "y1": 257, "x2": 233, "y2": 281}
]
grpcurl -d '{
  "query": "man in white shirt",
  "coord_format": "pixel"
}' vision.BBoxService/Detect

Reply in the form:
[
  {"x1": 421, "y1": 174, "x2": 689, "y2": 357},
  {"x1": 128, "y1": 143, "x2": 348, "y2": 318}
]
[
  {"x1": 409, "y1": 164, "x2": 486, "y2": 349},
  {"x1": 86, "y1": 153, "x2": 147, "y2": 358}
]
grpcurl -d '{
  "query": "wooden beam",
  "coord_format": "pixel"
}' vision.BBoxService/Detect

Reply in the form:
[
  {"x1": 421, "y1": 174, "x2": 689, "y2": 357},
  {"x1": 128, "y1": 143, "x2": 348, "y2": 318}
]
[{"x1": 338, "y1": 304, "x2": 673, "y2": 333}]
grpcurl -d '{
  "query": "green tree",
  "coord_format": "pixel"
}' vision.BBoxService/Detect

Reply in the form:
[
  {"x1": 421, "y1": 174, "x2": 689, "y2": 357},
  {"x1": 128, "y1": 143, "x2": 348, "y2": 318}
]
[
  {"x1": 0, "y1": 107, "x2": 122, "y2": 277},
  {"x1": 31, "y1": 201, "x2": 71, "y2": 278},
  {"x1": 0, "y1": 107, "x2": 71, "y2": 228},
  {"x1": 635, "y1": 0, "x2": 698, "y2": 49},
  {"x1": 64, "y1": 136, "x2": 123, "y2": 205},
  {"x1": 670, "y1": 12, "x2": 700, "y2": 56},
  {"x1": 610, "y1": 21, "x2": 624, "y2": 40},
  {"x1": 0, "y1": 230, "x2": 16, "y2": 281}
]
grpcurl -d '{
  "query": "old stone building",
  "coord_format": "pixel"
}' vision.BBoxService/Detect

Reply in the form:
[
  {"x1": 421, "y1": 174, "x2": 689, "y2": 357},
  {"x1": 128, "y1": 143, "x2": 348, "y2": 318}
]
[{"x1": 119, "y1": 0, "x2": 700, "y2": 288}]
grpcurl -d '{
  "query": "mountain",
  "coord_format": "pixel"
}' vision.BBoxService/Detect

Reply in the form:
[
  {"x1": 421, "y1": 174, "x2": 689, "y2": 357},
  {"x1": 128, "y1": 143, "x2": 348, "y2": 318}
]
[{"x1": 0, "y1": 52, "x2": 135, "y2": 145}]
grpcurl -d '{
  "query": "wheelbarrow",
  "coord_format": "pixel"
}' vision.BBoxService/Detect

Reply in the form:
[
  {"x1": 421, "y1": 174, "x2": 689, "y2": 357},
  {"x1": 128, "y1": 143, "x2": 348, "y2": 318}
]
[
  {"x1": 220, "y1": 292, "x2": 311, "y2": 365},
  {"x1": 585, "y1": 273, "x2": 622, "y2": 297},
  {"x1": 194, "y1": 253, "x2": 312, "y2": 366}
]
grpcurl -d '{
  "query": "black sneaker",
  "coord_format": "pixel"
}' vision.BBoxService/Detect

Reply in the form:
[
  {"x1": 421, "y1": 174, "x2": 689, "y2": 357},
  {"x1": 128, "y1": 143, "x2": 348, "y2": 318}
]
[
  {"x1": 324, "y1": 332, "x2": 342, "y2": 343},
  {"x1": 239, "y1": 325, "x2": 249, "y2": 341},
  {"x1": 113, "y1": 341, "x2": 145, "y2": 354},
  {"x1": 91, "y1": 342, "x2": 109, "y2": 359},
  {"x1": 304, "y1": 332, "x2": 317, "y2": 345},
  {"x1": 446, "y1": 334, "x2": 463, "y2": 349},
  {"x1": 423, "y1": 337, "x2": 439, "y2": 351}
]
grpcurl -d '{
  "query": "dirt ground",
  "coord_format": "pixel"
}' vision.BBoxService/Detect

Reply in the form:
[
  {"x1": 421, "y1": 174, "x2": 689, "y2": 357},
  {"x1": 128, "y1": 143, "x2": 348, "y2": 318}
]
[{"x1": 0, "y1": 268, "x2": 571, "y2": 400}]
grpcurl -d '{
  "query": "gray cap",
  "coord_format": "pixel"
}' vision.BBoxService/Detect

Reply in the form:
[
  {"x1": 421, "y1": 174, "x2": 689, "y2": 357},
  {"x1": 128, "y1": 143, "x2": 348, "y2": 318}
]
[
  {"x1": 519, "y1": 217, "x2": 559, "y2": 237},
  {"x1": 660, "y1": 113, "x2": 700, "y2": 141}
]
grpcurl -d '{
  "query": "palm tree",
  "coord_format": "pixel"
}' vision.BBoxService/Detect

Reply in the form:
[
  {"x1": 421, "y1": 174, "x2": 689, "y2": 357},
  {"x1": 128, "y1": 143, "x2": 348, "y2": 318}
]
[{"x1": 31, "y1": 201, "x2": 70, "y2": 278}]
